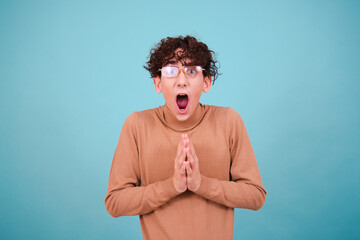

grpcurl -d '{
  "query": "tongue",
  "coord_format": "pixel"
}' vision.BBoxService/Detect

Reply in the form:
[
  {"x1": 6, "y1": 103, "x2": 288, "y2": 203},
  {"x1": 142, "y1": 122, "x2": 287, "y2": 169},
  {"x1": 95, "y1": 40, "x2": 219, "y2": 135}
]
[{"x1": 177, "y1": 95, "x2": 188, "y2": 109}]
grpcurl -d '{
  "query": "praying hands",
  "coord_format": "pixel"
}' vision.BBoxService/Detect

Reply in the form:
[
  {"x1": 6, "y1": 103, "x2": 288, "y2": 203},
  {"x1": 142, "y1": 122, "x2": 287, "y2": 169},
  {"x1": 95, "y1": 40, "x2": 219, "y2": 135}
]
[{"x1": 173, "y1": 134, "x2": 201, "y2": 193}]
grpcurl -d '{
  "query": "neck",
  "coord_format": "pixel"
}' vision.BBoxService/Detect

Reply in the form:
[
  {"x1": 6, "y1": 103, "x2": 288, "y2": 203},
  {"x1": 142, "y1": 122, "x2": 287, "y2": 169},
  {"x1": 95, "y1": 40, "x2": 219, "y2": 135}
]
[{"x1": 157, "y1": 103, "x2": 209, "y2": 132}]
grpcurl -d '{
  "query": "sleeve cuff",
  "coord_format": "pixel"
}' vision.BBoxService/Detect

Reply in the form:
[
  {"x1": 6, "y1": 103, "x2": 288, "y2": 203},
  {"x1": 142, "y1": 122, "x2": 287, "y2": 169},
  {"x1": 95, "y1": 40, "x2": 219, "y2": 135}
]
[
  {"x1": 193, "y1": 174, "x2": 215, "y2": 197},
  {"x1": 160, "y1": 177, "x2": 181, "y2": 199}
]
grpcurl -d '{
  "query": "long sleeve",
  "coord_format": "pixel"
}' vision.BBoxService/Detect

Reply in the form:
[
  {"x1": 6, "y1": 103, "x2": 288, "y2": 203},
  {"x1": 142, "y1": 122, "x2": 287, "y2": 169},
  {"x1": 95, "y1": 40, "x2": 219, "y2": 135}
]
[
  {"x1": 193, "y1": 108, "x2": 267, "y2": 210},
  {"x1": 104, "y1": 113, "x2": 180, "y2": 217}
]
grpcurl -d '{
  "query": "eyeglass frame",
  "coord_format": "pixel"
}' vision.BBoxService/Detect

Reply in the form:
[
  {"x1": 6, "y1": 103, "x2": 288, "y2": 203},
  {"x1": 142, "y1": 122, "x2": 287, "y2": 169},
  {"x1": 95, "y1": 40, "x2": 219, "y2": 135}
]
[{"x1": 158, "y1": 65, "x2": 207, "y2": 79}]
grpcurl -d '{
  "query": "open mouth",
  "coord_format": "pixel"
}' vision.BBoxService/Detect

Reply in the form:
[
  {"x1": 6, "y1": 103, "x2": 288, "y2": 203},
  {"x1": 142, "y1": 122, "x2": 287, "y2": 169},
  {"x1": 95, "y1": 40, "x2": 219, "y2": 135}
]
[{"x1": 176, "y1": 94, "x2": 189, "y2": 111}]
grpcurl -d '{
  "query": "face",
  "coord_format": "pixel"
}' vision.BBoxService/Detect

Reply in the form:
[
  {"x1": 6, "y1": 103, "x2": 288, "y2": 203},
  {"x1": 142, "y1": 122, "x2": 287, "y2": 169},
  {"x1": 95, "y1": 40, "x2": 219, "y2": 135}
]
[{"x1": 153, "y1": 61, "x2": 212, "y2": 121}]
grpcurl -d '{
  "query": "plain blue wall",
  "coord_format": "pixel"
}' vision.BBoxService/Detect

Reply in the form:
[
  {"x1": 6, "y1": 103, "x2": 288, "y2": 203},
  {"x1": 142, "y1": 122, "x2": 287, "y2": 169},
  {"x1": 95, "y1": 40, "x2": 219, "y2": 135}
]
[{"x1": 1, "y1": 0, "x2": 359, "y2": 239}]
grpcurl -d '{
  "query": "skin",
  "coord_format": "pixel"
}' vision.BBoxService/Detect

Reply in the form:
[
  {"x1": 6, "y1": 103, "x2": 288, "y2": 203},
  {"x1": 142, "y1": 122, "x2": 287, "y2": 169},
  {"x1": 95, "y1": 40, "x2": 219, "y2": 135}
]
[
  {"x1": 153, "y1": 61, "x2": 212, "y2": 122},
  {"x1": 173, "y1": 134, "x2": 202, "y2": 193},
  {"x1": 153, "y1": 56, "x2": 211, "y2": 193}
]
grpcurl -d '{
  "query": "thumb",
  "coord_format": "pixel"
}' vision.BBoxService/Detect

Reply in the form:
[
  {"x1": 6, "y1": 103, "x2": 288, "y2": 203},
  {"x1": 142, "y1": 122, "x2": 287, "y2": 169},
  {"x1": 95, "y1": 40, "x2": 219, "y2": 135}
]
[
  {"x1": 185, "y1": 162, "x2": 192, "y2": 175},
  {"x1": 180, "y1": 161, "x2": 186, "y2": 175}
]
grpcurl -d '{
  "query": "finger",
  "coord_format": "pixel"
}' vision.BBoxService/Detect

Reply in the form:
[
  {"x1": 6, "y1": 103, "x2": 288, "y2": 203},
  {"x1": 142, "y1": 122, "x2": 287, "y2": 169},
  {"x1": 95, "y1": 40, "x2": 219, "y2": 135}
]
[
  {"x1": 175, "y1": 135, "x2": 187, "y2": 163},
  {"x1": 188, "y1": 139, "x2": 196, "y2": 157},
  {"x1": 175, "y1": 149, "x2": 184, "y2": 171},
  {"x1": 178, "y1": 147, "x2": 186, "y2": 165},
  {"x1": 183, "y1": 135, "x2": 188, "y2": 148},
  {"x1": 186, "y1": 147, "x2": 195, "y2": 166},
  {"x1": 184, "y1": 136, "x2": 194, "y2": 158},
  {"x1": 180, "y1": 161, "x2": 186, "y2": 175},
  {"x1": 185, "y1": 161, "x2": 192, "y2": 176},
  {"x1": 188, "y1": 141, "x2": 199, "y2": 167}
]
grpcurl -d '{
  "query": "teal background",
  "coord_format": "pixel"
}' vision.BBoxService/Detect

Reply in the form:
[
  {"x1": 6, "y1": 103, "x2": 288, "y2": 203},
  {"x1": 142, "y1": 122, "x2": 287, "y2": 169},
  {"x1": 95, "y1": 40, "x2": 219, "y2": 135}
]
[{"x1": 1, "y1": 0, "x2": 359, "y2": 239}]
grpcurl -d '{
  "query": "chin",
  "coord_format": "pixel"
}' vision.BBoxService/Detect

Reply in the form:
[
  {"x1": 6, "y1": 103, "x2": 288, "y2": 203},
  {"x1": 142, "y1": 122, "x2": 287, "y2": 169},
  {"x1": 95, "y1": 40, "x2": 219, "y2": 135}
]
[{"x1": 175, "y1": 113, "x2": 190, "y2": 121}]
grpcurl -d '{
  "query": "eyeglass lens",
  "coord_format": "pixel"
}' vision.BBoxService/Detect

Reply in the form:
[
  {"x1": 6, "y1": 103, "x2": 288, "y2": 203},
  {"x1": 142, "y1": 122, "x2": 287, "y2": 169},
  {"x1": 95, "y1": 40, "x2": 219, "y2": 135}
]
[{"x1": 162, "y1": 66, "x2": 202, "y2": 78}]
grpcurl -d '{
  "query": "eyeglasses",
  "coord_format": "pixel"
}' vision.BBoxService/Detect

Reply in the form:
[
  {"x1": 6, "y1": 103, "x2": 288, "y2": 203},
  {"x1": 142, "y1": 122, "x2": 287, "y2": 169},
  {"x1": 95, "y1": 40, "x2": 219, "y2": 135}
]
[{"x1": 159, "y1": 66, "x2": 205, "y2": 79}]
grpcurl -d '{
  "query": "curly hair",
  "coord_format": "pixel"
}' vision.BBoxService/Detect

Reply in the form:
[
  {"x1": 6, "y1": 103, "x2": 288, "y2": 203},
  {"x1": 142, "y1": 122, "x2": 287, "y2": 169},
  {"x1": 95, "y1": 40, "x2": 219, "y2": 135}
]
[{"x1": 144, "y1": 35, "x2": 219, "y2": 84}]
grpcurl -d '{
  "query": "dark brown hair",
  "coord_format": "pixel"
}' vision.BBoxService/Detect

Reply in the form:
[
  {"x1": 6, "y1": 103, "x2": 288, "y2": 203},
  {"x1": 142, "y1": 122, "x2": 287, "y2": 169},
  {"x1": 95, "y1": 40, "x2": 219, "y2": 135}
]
[{"x1": 144, "y1": 35, "x2": 219, "y2": 84}]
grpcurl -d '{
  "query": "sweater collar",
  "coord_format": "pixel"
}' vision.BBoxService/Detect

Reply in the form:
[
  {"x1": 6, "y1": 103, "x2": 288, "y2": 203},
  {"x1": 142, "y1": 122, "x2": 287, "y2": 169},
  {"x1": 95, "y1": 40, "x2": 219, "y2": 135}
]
[{"x1": 156, "y1": 103, "x2": 209, "y2": 132}]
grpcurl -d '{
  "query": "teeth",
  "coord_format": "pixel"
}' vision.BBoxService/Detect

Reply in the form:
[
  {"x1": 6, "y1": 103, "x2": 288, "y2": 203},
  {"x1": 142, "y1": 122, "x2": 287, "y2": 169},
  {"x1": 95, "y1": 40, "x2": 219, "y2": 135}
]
[{"x1": 179, "y1": 94, "x2": 186, "y2": 96}]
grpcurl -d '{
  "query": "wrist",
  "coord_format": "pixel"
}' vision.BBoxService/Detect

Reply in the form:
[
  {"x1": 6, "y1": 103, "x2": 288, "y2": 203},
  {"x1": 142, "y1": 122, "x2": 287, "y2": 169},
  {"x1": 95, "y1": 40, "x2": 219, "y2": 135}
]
[{"x1": 173, "y1": 176, "x2": 186, "y2": 193}]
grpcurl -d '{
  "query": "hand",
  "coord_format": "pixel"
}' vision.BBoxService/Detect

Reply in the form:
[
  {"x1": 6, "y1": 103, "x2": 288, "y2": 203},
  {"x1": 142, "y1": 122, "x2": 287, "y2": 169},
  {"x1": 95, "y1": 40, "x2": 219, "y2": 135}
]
[
  {"x1": 173, "y1": 134, "x2": 187, "y2": 193},
  {"x1": 183, "y1": 134, "x2": 201, "y2": 192}
]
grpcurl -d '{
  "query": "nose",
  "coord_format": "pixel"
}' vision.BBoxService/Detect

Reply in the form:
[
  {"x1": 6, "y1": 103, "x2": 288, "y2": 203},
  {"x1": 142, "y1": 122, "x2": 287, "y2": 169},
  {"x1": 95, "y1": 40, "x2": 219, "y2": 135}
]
[{"x1": 177, "y1": 69, "x2": 187, "y2": 87}]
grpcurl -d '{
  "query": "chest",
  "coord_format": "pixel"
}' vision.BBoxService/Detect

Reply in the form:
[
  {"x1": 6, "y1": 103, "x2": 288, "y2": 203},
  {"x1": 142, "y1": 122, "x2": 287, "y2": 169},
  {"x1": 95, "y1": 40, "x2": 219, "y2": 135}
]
[{"x1": 137, "y1": 124, "x2": 231, "y2": 185}]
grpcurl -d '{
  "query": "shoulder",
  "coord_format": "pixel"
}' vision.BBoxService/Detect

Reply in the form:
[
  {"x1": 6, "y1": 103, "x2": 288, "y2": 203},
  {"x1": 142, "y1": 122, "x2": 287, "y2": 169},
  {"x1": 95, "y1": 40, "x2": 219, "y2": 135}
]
[
  {"x1": 206, "y1": 105, "x2": 244, "y2": 123},
  {"x1": 124, "y1": 107, "x2": 160, "y2": 128}
]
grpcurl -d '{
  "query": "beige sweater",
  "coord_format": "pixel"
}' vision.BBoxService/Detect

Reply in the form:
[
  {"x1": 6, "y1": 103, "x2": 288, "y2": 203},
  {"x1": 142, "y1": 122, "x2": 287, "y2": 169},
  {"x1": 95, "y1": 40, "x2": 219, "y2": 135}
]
[{"x1": 105, "y1": 104, "x2": 266, "y2": 240}]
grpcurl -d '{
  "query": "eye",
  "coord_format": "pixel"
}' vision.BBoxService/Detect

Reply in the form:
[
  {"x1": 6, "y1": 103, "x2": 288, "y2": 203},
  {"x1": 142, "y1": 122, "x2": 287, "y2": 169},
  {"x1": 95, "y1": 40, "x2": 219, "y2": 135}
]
[
  {"x1": 186, "y1": 67, "x2": 198, "y2": 76},
  {"x1": 169, "y1": 67, "x2": 178, "y2": 75},
  {"x1": 163, "y1": 66, "x2": 178, "y2": 76}
]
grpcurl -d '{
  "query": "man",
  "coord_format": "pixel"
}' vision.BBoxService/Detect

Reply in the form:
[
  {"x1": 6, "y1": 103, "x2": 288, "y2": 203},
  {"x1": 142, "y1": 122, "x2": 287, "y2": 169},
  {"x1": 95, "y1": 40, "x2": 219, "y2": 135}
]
[{"x1": 105, "y1": 35, "x2": 266, "y2": 240}]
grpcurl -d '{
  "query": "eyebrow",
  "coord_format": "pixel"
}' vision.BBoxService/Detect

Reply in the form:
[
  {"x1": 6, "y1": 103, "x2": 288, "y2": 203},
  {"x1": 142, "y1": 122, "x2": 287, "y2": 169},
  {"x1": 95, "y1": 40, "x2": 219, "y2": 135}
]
[{"x1": 165, "y1": 61, "x2": 178, "y2": 66}]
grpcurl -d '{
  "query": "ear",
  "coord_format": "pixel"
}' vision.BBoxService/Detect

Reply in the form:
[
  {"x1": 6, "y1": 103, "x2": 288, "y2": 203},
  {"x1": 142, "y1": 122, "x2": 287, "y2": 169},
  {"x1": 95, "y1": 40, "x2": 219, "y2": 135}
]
[
  {"x1": 203, "y1": 76, "x2": 212, "y2": 93},
  {"x1": 153, "y1": 76, "x2": 162, "y2": 93}
]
